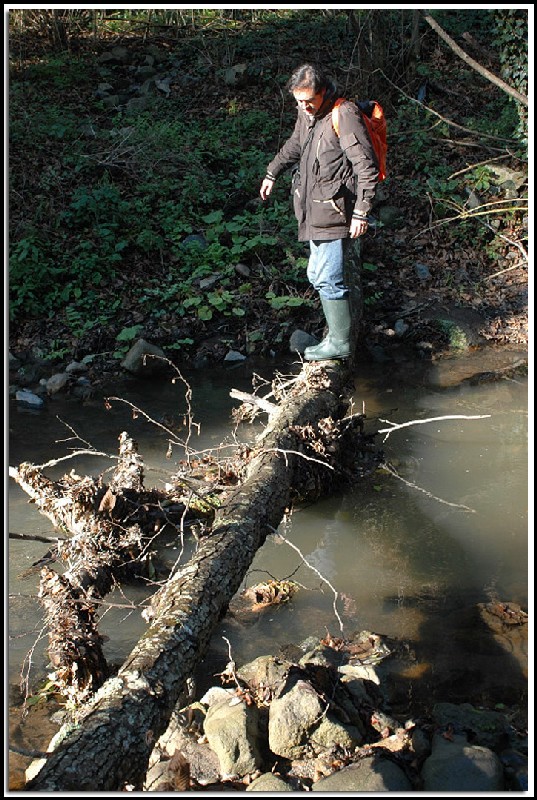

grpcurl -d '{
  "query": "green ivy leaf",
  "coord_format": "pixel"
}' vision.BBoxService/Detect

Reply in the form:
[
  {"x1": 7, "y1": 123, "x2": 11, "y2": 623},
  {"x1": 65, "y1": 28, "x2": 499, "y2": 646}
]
[
  {"x1": 202, "y1": 210, "x2": 224, "y2": 224},
  {"x1": 198, "y1": 306, "x2": 213, "y2": 320},
  {"x1": 116, "y1": 325, "x2": 143, "y2": 342}
]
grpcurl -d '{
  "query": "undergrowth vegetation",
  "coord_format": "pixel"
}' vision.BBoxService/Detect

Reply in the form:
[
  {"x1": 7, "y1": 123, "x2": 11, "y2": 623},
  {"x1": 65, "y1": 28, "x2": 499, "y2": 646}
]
[{"x1": 8, "y1": 8, "x2": 528, "y2": 364}]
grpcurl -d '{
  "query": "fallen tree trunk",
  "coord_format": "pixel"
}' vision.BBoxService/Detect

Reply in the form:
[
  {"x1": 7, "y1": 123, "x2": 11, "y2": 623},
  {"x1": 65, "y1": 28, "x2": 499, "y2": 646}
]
[{"x1": 23, "y1": 361, "x2": 377, "y2": 791}]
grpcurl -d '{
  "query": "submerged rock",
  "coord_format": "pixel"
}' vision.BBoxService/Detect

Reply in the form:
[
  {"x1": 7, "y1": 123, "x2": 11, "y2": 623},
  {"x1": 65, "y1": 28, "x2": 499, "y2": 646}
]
[{"x1": 421, "y1": 733, "x2": 505, "y2": 792}]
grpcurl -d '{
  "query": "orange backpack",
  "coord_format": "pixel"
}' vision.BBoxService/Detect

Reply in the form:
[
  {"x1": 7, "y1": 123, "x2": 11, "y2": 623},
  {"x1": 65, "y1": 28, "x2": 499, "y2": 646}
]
[{"x1": 332, "y1": 98, "x2": 387, "y2": 182}]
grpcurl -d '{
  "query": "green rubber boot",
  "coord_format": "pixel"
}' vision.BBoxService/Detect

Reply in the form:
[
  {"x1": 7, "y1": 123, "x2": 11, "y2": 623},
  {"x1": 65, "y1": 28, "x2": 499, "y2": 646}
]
[{"x1": 304, "y1": 297, "x2": 352, "y2": 361}]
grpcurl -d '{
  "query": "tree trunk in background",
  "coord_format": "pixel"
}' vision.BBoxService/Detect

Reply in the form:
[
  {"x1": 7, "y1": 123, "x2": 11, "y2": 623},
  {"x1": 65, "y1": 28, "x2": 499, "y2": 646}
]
[
  {"x1": 408, "y1": 9, "x2": 422, "y2": 77},
  {"x1": 369, "y1": 10, "x2": 387, "y2": 99}
]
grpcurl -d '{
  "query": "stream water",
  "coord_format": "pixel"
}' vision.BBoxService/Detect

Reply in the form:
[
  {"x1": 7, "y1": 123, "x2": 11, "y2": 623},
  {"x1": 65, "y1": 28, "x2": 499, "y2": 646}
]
[{"x1": 7, "y1": 347, "x2": 529, "y2": 785}]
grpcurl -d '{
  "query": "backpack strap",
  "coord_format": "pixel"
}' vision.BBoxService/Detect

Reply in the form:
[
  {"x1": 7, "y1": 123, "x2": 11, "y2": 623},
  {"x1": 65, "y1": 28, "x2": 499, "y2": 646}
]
[{"x1": 331, "y1": 97, "x2": 346, "y2": 137}]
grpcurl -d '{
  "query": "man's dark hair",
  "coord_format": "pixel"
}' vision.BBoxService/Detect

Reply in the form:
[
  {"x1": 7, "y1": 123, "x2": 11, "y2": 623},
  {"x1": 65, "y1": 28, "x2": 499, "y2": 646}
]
[{"x1": 287, "y1": 63, "x2": 330, "y2": 95}]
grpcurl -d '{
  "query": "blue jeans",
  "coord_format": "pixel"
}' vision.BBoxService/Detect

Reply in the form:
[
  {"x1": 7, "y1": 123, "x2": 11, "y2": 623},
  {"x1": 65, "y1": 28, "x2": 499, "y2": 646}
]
[{"x1": 307, "y1": 239, "x2": 349, "y2": 300}]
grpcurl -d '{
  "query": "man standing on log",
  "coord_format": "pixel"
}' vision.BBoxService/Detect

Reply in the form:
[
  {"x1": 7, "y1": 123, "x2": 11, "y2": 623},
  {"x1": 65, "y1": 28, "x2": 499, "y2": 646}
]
[{"x1": 260, "y1": 63, "x2": 379, "y2": 361}]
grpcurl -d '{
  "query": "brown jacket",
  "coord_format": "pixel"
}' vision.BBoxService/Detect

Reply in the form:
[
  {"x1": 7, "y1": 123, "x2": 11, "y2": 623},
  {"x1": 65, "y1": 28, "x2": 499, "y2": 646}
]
[{"x1": 266, "y1": 92, "x2": 379, "y2": 242}]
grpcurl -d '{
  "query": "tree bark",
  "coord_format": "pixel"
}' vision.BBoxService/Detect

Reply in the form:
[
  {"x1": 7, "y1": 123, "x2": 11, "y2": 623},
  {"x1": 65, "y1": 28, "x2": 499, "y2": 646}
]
[{"x1": 24, "y1": 361, "x2": 373, "y2": 791}]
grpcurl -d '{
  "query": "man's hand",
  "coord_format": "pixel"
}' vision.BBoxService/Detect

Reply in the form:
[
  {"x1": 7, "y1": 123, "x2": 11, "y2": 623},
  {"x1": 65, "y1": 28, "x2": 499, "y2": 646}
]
[
  {"x1": 260, "y1": 177, "x2": 274, "y2": 200},
  {"x1": 349, "y1": 217, "x2": 369, "y2": 238}
]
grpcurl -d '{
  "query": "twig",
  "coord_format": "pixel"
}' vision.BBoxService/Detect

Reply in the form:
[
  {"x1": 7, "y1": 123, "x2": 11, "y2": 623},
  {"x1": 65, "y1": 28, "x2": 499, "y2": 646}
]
[
  {"x1": 9, "y1": 744, "x2": 52, "y2": 759},
  {"x1": 55, "y1": 416, "x2": 96, "y2": 451},
  {"x1": 380, "y1": 461, "x2": 476, "y2": 513},
  {"x1": 377, "y1": 414, "x2": 491, "y2": 443},
  {"x1": 106, "y1": 357, "x2": 200, "y2": 460},
  {"x1": 9, "y1": 450, "x2": 116, "y2": 474},
  {"x1": 430, "y1": 137, "x2": 509, "y2": 154},
  {"x1": 220, "y1": 636, "x2": 242, "y2": 691},
  {"x1": 272, "y1": 529, "x2": 344, "y2": 634},
  {"x1": 410, "y1": 203, "x2": 527, "y2": 240},
  {"x1": 472, "y1": 217, "x2": 528, "y2": 263},
  {"x1": 167, "y1": 492, "x2": 196, "y2": 578},
  {"x1": 264, "y1": 448, "x2": 335, "y2": 470},
  {"x1": 105, "y1": 396, "x2": 186, "y2": 446},
  {"x1": 448, "y1": 154, "x2": 511, "y2": 180},
  {"x1": 10, "y1": 592, "x2": 150, "y2": 614},
  {"x1": 229, "y1": 389, "x2": 277, "y2": 415},
  {"x1": 9, "y1": 532, "x2": 67, "y2": 544},
  {"x1": 450, "y1": 197, "x2": 527, "y2": 215},
  {"x1": 487, "y1": 262, "x2": 526, "y2": 280},
  {"x1": 439, "y1": 196, "x2": 528, "y2": 268},
  {"x1": 20, "y1": 623, "x2": 49, "y2": 707}
]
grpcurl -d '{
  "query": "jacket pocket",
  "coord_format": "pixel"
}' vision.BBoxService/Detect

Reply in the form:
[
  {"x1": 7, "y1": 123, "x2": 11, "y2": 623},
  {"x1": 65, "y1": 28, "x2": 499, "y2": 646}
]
[
  {"x1": 290, "y1": 165, "x2": 300, "y2": 193},
  {"x1": 311, "y1": 179, "x2": 348, "y2": 228},
  {"x1": 291, "y1": 168, "x2": 305, "y2": 222}
]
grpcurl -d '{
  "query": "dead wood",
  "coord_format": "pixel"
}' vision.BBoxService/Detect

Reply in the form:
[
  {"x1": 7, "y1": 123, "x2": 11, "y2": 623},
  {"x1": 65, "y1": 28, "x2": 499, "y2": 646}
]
[
  {"x1": 229, "y1": 388, "x2": 278, "y2": 416},
  {"x1": 10, "y1": 432, "x2": 195, "y2": 702},
  {"x1": 37, "y1": 566, "x2": 110, "y2": 703},
  {"x1": 24, "y1": 361, "x2": 380, "y2": 791}
]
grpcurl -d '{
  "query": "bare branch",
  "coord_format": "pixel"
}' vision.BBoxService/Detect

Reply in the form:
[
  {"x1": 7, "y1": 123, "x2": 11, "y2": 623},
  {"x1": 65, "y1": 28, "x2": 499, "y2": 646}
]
[
  {"x1": 448, "y1": 155, "x2": 511, "y2": 180},
  {"x1": 380, "y1": 69, "x2": 518, "y2": 144},
  {"x1": 422, "y1": 12, "x2": 528, "y2": 107},
  {"x1": 229, "y1": 389, "x2": 278, "y2": 415},
  {"x1": 264, "y1": 448, "x2": 335, "y2": 471},
  {"x1": 273, "y1": 529, "x2": 344, "y2": 634},
  {"x1": 429, "y1": 136, "x2": 512, "y2": 154},
  {"x1": 411, "y1": 199, "x2": 528, "y2": 241},
  {"x1": 377, "y1": 414, "x2": 491, "y2": 443},
  {"x1": 9, "y1": 744, "x2": 52, "y2": 760},
  {"x1": 9, "y1": 532, "x2": 67, "y2": 544},
  {"x1": 380, "y1": 461, "x2": 476, "y2": 513},
  {"x1": 11, "y1": 450, "x2": 117, "y2": 474},
  {"x1": 486, "y1": 262, "x2": 527, "y2": 280}
]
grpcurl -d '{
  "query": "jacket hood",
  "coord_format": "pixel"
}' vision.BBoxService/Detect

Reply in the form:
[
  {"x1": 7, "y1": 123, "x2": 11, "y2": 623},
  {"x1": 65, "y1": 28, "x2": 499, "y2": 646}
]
[{"x1": 315, "y1": 81, "x2": 338, "y2": 119}]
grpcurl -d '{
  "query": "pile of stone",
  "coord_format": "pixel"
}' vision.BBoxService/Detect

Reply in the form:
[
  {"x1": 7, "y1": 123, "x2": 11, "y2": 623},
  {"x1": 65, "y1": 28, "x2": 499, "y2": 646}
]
[{"x1": 144, "y1": 633, "x2": 527, "y2": 792}]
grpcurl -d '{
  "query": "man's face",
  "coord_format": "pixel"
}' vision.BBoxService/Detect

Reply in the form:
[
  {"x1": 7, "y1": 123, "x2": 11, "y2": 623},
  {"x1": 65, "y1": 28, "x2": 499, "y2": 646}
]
[{"x1": 293, "y1": 87, "x2": 325, "y2": 116}]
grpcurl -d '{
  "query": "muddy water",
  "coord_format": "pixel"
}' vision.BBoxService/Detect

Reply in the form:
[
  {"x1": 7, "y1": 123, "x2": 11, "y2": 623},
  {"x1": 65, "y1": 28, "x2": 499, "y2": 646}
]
[{"x1": 7, "y1": 348, "x2": 529, "y2": 783}]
